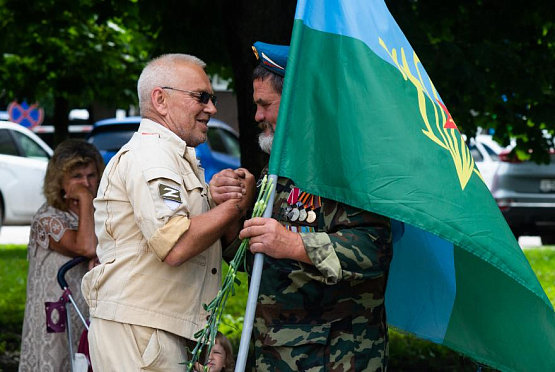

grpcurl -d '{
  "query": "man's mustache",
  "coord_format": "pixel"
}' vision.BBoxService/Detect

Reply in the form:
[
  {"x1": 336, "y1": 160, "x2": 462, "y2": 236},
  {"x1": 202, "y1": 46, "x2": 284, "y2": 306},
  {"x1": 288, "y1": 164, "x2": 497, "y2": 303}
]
[{"x1": 258, "y1": 122, "x2": 275, "y2": 133}]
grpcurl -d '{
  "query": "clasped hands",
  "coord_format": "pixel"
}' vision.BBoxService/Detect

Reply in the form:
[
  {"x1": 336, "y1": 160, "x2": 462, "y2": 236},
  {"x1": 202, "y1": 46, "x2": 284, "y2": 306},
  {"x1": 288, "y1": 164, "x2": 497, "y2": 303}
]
[{"x1": 210, "y1": 169, "x2": 307, "y2": 263}]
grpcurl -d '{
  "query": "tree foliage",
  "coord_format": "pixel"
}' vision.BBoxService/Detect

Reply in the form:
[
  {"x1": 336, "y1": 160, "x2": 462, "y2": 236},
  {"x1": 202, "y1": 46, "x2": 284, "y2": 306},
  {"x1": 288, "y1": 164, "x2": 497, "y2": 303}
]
[
  {"x1": 0, "y1": 0, "x2": 153, "y2": 145},
  {"x1": 387, "y1": 0, "x2": 555, "y2": 162},
  {"x1": 137, "y1": 0, "x2": 296, "y2": 176},
  {"x1": 147, "y1": 0, "x2": 555, "y2": 165},
  {"x1": 1, "y1": 0, "x2": 553, "y2": 162}
]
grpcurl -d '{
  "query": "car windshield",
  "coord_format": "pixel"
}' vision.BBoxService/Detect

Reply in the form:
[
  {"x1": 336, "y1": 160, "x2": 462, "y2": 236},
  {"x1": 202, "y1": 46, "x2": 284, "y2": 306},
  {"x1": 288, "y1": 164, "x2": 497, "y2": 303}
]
[{"x1": 89, "y1": 130, "x2": 135, "y2": 152}]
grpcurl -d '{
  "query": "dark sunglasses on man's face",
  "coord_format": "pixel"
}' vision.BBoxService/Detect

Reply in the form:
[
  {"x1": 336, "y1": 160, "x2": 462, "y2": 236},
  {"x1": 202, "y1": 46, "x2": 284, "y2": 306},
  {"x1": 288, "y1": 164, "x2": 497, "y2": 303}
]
[{"x1": 161, "y1": 86, "x2": 218, "y2": 106}]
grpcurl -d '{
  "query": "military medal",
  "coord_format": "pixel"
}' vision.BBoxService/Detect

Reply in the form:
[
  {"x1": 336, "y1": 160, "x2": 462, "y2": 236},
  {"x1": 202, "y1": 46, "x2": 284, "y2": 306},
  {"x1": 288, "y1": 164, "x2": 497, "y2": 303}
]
[
  {"x1": 286, "y1": 187, "x2": 300, "y2": 221},
  {"x1": 298, "y1": 208, "x2": 307, "y2": 222},
  {"x1": 288, "y1": 208, "x2": 300, "y2": 221},
  {"x1": 283, "y1": 205, "x2": 293, "y2": 221},
  {"x1": 306, "y1": 194, "x2": 320, "y2": 224},
  {"x1": 306, "y1": 210, "x2": 317, "y2": 223},
  {"x1": 287, "y1": 188, "x2": 322, "y2": 224}
]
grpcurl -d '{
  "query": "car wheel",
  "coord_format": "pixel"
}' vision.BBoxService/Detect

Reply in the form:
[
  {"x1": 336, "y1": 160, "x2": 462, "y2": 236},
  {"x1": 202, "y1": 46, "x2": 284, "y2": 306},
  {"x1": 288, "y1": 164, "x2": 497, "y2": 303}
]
[{"x1": 541, "y1": 235, "x2": 555, "y2": 246}]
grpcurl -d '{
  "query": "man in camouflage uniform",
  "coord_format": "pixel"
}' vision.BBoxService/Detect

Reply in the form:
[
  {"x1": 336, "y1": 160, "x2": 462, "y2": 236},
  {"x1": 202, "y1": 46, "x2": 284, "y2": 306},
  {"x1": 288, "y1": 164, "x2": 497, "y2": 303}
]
[{"x1": 213, "y1": 42, "x2": 393, "y2": 371}]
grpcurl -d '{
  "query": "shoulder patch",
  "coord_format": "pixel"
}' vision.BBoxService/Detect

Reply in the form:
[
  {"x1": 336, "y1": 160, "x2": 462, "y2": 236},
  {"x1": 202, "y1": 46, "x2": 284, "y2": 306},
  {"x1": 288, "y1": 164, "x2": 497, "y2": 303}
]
[{"x1": 158, "y1": 184, "x2": 182, "y2": 203}]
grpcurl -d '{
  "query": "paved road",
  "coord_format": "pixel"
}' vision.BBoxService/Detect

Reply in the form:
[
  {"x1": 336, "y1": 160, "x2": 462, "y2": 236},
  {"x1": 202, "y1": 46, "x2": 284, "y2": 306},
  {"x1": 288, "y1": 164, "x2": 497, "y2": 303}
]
[
  {"x1": 0, "y1": 225, "x2": 33, "y2": 245},
  {"x1": 0, "y1": 225, "x2": 544, "y2": 247},
  {"x1": 518, "y1": 236, "x2": 543, "y2": 248}
]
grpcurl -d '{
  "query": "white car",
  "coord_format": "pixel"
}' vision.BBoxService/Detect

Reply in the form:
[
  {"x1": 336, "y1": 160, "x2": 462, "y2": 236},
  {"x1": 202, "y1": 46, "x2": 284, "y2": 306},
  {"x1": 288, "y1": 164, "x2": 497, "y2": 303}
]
[
  {"x1": 468, "y1": 134, "x2": 505, "y2": 189},
  {"x1": 0, "y1": 121, "x2": 53, "y2": 227}
]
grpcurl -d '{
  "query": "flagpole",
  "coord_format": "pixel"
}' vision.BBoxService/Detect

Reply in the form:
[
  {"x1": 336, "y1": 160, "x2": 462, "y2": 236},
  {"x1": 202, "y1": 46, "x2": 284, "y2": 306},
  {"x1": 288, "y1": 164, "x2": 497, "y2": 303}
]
[{"x1": 235, "y1": 174, "x2": 278, "y2": 372}]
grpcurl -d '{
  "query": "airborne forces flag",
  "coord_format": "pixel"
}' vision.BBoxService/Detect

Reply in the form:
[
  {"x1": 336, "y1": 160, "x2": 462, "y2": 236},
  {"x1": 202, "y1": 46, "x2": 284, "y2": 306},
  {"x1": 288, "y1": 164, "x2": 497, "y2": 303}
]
[{"x1": 268, "y1": 1, "x2": 555, "y2": 371}]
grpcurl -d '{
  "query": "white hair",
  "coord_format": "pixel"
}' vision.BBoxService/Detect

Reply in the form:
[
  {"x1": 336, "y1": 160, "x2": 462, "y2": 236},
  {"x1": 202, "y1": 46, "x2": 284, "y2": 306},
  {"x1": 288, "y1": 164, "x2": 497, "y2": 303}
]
[{"x1": 137, "y1": 54, "x2": 206, "y2": 113}]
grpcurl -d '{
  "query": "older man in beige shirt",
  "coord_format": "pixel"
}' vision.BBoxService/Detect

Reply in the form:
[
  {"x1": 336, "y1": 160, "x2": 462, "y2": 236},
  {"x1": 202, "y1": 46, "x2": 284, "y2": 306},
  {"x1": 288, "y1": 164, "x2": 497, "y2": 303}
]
[{"x1": 82, "y1": 54, "x2": 253, "y2": 371}]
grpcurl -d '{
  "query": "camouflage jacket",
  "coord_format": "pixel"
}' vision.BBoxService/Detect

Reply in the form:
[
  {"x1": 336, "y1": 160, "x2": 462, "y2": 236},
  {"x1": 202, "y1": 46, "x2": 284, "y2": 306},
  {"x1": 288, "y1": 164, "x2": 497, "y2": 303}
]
[{"x1": 250, "y1": 175, "x2": 393, "y2": 372}]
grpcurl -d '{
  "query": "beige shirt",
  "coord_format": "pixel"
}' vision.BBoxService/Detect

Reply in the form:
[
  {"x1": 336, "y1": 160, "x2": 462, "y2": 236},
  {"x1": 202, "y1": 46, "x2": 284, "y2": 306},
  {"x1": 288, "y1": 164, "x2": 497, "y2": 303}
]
[{"x1": 82, "y1": 119, "x2": 222, "y2": 340}]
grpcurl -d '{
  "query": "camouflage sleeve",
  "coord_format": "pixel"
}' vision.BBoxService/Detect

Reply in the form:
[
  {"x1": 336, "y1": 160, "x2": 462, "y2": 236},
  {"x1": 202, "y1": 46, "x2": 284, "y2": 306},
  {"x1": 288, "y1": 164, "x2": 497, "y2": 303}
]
[{"x1": 299, "y1": 204, "x2": 392, "y2": 285}]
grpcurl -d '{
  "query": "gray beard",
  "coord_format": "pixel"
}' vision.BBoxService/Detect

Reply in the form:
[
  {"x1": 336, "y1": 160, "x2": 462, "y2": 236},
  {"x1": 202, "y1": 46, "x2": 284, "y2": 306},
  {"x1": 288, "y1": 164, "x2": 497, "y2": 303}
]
[{"x1": 258, "y1": 132, "x2": 274, "y2": 154}]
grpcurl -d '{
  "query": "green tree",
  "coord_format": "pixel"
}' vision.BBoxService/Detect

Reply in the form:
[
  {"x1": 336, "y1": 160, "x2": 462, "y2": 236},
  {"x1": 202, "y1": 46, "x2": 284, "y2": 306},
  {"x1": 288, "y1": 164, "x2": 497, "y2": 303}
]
[
  {"x1": 387, "y1": 0, "x2": 555, "y2": 162},
  {"x1": 138, "y1": 0, "x2": 296, "y2": 176},
  {"x1": 0, "y1": 0, "x2": 153, "y2": 146},
  {"x1": 144, "y1": 0, "x2": 555, "y2": 166},
  {"x1": 3, "y1": 1, "x2": 552, "y2": 163}
]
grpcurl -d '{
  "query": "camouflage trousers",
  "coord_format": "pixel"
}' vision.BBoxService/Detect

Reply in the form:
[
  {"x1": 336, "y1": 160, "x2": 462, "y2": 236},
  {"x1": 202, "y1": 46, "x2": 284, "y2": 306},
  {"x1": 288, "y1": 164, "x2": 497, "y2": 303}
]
[{"x1": 252, "y1": 308, "x2": 388, "y2": 371}]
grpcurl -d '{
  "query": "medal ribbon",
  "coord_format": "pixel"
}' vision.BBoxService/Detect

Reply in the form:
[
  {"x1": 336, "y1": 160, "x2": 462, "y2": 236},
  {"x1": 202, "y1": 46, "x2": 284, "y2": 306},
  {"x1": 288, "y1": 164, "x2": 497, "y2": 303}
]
[
  {"x1": 287, "y1": 187, "x2": 300, "y2": 205},
  {"x1": 298, "y1": 191, "x2": 321, "y2": 211},
  {"x1": 314, "y1": 196, "x2": 321, "y2": 209},
  {"x1": 298, "y1": 191, "x2": 310, "y2": 205}
]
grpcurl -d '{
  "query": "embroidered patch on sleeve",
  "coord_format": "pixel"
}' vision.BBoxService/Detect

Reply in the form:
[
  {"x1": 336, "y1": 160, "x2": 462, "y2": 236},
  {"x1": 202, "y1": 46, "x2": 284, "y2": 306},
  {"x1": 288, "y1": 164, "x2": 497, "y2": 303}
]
[
  {"x1": 163, "y1": 199, "x2": 180, "y2": 211},
  {"x1": 158, "y1": 184, "x2": 182, "y2": 203}
]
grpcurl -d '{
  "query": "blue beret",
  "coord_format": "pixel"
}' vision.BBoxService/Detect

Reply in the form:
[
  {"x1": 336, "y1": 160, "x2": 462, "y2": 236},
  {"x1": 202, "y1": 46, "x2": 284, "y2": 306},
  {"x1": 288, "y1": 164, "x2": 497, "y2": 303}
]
[{"x1": 252, "y1": 41, "x2": 289, "y2": 77}]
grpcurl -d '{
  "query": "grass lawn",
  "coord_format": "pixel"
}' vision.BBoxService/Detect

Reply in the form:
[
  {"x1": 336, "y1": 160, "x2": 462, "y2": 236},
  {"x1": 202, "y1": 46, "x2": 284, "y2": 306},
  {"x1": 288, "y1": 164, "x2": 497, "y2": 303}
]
[
  {"x1": 1, "y1": 244, "x2": 554, "y2": 371},
  {"x1": 0, "y1": 245, "x2": 28, "y2": 371},
  {"x1": 521, "y1": 247, "x2": 555, "y2": 305}
]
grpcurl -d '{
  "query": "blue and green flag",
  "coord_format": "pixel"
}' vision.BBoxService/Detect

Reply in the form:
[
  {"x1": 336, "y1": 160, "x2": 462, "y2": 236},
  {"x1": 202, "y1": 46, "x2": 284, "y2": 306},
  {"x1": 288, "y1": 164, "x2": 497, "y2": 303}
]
[{"x1": 269, "y1": 1, "x2": 555, "y2": 371}]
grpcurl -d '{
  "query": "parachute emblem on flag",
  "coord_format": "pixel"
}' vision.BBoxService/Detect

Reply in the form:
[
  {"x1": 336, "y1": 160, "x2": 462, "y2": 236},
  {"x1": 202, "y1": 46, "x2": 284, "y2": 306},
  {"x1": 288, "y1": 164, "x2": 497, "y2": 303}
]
[{"x1": 379, "y1": 37, "x2": 485, "y2": 190}]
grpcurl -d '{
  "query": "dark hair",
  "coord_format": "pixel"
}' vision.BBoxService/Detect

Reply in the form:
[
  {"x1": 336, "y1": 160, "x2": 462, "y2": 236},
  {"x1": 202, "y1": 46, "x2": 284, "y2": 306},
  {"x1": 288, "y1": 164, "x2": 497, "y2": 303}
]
[
  {"x1": 252, "y1": 65, "x2": 284, "y2": 94},
  {"x1": 43, "y1": 139, "x2": 104, "y2": 211}
]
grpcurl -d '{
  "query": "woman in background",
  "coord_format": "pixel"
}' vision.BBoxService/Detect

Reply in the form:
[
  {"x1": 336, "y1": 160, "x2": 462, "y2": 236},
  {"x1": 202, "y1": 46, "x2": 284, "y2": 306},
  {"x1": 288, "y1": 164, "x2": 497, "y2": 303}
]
[{"x1": 19, "y1": 139, "x2": 104, "y2": 371}]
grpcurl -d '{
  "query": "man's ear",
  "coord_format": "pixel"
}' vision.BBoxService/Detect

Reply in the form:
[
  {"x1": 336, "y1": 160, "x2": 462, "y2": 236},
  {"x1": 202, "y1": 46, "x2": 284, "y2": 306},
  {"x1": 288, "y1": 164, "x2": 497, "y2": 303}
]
[{"x1": 151, "y1": 87, "x2": 168, "y2": 115}]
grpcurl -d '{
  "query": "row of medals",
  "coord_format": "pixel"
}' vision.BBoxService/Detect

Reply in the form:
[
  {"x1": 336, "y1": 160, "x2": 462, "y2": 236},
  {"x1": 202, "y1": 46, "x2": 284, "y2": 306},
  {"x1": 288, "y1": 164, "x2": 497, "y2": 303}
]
[{"x1": 285, "y1": 204, "x2": 317, "y2": 223}]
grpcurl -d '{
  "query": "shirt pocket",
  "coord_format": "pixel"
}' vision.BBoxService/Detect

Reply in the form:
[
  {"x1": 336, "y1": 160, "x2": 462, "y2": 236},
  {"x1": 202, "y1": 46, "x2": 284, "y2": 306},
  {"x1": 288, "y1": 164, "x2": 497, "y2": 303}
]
[
  {"x1": 182, "y1": 171, "x2": 208, "y2": 213},
  {"x1": 182, "y1": 170, "x2": 204, "y2": 191}
]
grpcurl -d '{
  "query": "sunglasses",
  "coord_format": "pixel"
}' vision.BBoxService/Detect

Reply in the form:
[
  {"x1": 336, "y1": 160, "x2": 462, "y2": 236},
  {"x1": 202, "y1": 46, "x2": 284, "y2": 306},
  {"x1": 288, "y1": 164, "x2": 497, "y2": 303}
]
[{"x1": 161, "y1": 86, "x2": 218, "y2": 106}]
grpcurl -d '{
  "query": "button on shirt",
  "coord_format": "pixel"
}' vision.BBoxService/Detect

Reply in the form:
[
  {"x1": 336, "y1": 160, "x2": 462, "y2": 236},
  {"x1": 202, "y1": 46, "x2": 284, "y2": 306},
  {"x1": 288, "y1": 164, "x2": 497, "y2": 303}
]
[{"x1": 82, "y1": 119, "x2": 222, "y2": 340}]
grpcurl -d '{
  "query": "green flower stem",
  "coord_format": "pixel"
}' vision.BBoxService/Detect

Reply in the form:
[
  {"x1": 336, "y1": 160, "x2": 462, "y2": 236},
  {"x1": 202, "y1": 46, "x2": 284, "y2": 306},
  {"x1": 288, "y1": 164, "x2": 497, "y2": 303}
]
[{"x1": 186, "y1": 176, "x2": 274, "y2": 371}]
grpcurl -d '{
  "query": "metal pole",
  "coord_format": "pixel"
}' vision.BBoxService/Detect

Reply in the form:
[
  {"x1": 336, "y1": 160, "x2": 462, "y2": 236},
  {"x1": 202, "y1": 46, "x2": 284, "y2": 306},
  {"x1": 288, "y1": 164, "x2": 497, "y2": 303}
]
[
  {"x1": 235, "y1": 174, "x2": 278, "y2": 372},
  {"x1": 66, "y1": 301, "x2": 75, "y2": 372},
  {"x1": 67, "y1": 293, "x2": 89, "y2": 331}
]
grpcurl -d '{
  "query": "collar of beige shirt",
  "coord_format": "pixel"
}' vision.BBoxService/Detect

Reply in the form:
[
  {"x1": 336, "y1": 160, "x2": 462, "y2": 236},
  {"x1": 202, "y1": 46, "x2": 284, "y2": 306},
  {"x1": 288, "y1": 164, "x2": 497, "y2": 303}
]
[{"x1": 138, "y1": 118, "x2": 203, "y2": 181}]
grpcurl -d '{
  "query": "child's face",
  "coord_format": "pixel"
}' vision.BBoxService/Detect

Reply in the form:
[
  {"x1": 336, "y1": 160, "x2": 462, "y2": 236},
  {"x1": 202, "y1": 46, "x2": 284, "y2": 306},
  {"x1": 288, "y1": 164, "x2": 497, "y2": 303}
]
[{"x1": 206, "y1": 341, "x2": 226, "y2": 372}]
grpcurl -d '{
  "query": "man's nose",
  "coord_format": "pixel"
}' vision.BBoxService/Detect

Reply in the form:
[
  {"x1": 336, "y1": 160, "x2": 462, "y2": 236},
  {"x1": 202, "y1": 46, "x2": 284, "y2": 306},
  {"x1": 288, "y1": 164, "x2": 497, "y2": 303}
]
[
  {"x1": 254, "y1": 107, "x2": 264, "y2": 123},
  {"x1": 204, "y1": 99, "x2": 217, "y2": 115}
]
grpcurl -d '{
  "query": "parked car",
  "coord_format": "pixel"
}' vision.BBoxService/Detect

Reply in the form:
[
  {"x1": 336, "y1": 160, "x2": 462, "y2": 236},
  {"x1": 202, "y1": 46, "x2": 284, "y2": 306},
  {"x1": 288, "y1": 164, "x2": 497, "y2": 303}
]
[
  {"x1": 87, "y1": 116, "x2": 240, "y2": 182},
  {"x1": 0, "y1": 121, "x2": 53, "y2": 227},
  {"x1": 468, "y1": 134, "x2": 504, "y2": 189},
  {"x1": 490, "y1": 146, "x2": 555, "y2": 245}
]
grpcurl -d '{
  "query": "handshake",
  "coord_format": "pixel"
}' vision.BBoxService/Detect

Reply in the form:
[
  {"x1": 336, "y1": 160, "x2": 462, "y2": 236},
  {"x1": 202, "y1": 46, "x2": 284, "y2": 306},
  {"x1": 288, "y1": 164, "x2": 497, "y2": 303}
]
[
  {"x1": 210, "y1": 168, "x2": 309, "y2": 263},
  {"x1": 209, "y1": 168, "x2": 256, "y2": 214}
]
